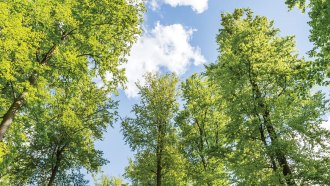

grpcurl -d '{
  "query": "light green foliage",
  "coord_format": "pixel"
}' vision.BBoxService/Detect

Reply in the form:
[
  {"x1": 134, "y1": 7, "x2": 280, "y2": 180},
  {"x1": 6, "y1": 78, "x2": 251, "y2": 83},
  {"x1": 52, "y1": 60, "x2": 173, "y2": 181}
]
[
  {"x1": 125, "y1": 148, "x2": 187, "y2": 186},
  {"x1": 1, "y1": 75, "x2": 116, "y2": 185},
  {"x1": 176, "y1": 74, "x2": 229, "y2": 186},
  {"x1": 0, "y1": 0, "x2": 143, "y2": 184},
  {"x1": 0, "y1": 0, "x2": 143, "y2": 139},
  {"x1": 94, "y1": 174, "x2": 127, "y2": 186},
  {"x1": 122, "y1": 73, "x2": 188, "y2": 185},
  {"x1": 285, "y1": 0, "x2": 330, "y2": 84},
  {"x1": 206, "y1": 9, "x2": 330, "y2": 185},
  {"x1": 285, "y1": 0, "x2": 307, "y2": 10}
]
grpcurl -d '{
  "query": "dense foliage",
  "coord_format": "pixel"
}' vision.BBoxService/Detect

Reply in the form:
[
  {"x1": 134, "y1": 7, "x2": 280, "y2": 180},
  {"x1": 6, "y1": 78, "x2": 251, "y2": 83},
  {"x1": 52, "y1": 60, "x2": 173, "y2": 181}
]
[
  {"x1": 122, "y1": 73, "x2": 188, "y2": 185},
  {"x1": 176, "y1": 74, "x2": 229, "y2": 186},
  {"x1": 0, "y1": 0, "x2": 329, "y2": 185},
  {"x1": 0, "y1": 0, "x2": 143, "y2": 184},
  {"x1": 285, "y1": 0, "x2": 330, "y2": 84},
  {"x1": 206, "y1": 9, "x2": 330, "y2": 185},
  {"x1": 0, "y1": 0, "x2": 143, "y2": 140}
]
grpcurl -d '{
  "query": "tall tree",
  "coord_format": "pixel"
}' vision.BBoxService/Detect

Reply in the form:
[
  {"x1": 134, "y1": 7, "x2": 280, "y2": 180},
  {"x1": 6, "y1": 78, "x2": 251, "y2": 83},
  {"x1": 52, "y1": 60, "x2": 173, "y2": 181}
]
[
  {"x1": 93, "y1": 173, "x2": 127, "y2": 186},
  {"x1": 0, "y1": 74, "x2": 115, "y2": 185},
  {"x1": 176, "y1": 74, "x2": 229, "y2": 186},
  {"x1": 122, "y1": 73, "x2": 187, "y2": 186},
  {"x1": 0, "y1": 0, "x2": 143, "y2": 141},
  {"x1": 285, "y1": 0, "x2": 329, "y2": 84},
  {"x1": 206, "y1": 9, "x2": 330, "y2": 185}
]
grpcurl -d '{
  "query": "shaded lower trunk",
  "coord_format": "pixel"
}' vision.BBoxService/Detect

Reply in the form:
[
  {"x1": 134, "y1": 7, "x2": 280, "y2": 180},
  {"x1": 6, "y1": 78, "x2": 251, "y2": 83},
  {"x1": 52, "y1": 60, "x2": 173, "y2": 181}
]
[
  {"x1": 156, "y1": 152, "x2": 162, "y2": 186},
  {"x1": 47, "y1": 146, "x2": 64, "y2": 186},
  {"x1": 249, "y1": 70, "x2": 295, "y2": 185},
  {"x1": 0, "y1": 91, "x2": 27, "y2": 141},
  {"x1": 196, "y1": 121, "x2": 211, "y2": 186},
  {"x1": 156, "y1": 121, "x2": 165, "y2": 186},
  {"x1": 265, "y1": 121, "x2": 295, "y2": 185},
  {"x1": 47, "y1": 160, "x2": 60, "y2": 186},
  {"x1": 258, "y1": 124, "x2": 277, "y2": 171}
]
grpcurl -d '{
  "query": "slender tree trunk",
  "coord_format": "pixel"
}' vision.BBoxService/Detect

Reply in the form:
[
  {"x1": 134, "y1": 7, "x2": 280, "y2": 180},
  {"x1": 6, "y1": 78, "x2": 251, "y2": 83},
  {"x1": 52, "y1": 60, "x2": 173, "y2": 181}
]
[
  {"x1": 156, "y1": 150, "x2": 162, "y2": 186},
  {"x1": 156, "y1": 121, "x2": 165, "y2": 186},
  {"x1": 0, "y1": 91, "x2": 28, "y2": 141},
  {"x1": 264, "y1": 117, "x2": 295, "y2": 185},
  {"x1": 258, "y1": 124, "x2": 277, "y2": 171},
  {"x1": 0, "y1": 75, "x2": 36, "y2": 141},
  {"x1": 47, "y1": 146, "x2": 64, "y2": 186},
  {"x1": 248, "y1": 68, "x2": 296, "y2": 185},
  {"x1": 0, "y1": 30, "x2": 72, "y2": 141},
  {"x1": 258, "y1": 90, "x2": 296, "y2": 185},
  {"x1": 47, "y1": 161, "x2": 60, "y2": 186}
]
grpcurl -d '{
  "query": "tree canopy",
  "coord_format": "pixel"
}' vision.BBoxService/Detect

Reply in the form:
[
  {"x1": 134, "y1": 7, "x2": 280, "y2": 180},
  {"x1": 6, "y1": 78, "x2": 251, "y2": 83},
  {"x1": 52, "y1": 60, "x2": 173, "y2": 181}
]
[
  {"x1": 0, "y1": 1, "x2": 329, "y2": 185},
  {"x1": 0, "y1": 0, "x2": 143, "y2": 140},
  {"x1": 122, "y1": 73, "x2": 188, "y2": 186},
  {"x1": 0, "y1": 0, "x2": 143, "y2": 184},
  {"x1": 285, "y1": 0, "x2": 330, "y2": 84},
  {"x1": 206, "y1": 8, "x2": 330, "y2": 185}
]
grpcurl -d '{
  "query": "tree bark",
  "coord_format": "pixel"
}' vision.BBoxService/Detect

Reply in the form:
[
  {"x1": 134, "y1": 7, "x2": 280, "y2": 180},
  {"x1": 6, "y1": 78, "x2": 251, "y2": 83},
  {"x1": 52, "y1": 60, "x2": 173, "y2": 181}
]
[
  {"x1": 156, "y1": 150, "x2": 162, "y2": 186},
  {"x1": 0, "y1": 75, "x2": 36, "y2": 141},
  {"x1": 47, "y1": 160, "x2": 60, "y2": 186},
  {"x1": 258, "y1": 124, "x2": 277, "y2": 171},
  {"x1": 264, "y1": 116, "x2": 295, "y2": 186},
  {"x1": 47, "y1": 146, "x2": 65, "y2": 186},
  {"x1": 156, "y1": 121, "x2": 164, "y2": 186},
  {"x1": 0, "y1": 30, "x2": 73, "y2": 141},
  {"x1": 248, "y1": 64, "x2": 296, "y2": 185},
  {"x1": 0, "y1": 91, "x2": 28, "y2": 141}
]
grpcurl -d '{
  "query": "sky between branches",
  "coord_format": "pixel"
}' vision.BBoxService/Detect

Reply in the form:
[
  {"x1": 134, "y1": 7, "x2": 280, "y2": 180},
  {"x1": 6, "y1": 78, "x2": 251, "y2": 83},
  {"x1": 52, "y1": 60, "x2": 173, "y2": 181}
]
[{"x1": 93, "y1": 0, "x2": 330, "y2": 183}]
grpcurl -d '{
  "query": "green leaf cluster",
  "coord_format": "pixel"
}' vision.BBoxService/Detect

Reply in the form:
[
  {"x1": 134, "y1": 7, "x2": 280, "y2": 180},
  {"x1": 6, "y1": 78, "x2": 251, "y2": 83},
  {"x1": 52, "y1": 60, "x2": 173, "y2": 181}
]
[{"x1": 0, "y1": 0, "x2": 144, "y2": 184}]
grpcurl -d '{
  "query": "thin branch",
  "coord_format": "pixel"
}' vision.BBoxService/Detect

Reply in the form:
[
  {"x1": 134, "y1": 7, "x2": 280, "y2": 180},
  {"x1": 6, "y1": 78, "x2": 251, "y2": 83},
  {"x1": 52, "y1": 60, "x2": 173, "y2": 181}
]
[{"x1": 9, "y1": 81, "x2": 16, "y2": 100}]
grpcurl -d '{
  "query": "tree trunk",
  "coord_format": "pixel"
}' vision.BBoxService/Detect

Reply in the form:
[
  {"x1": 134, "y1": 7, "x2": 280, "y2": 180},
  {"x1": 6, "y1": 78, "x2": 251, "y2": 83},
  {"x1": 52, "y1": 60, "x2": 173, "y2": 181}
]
[
  {"x1": 0, "y1": 75, "x2": 36, "y2": 141},
  {"x1": 156, "y1": 151, "x2": 162, "y2": 186},
  {"x1": 0, "y1": 91, "x2": 28, "y2": 141},
  {"x1": 258, "y1": 124, "x2": 277, "y2": 171},
  {"x1": 156, "y1": 135, "x2": 163, "y2": 186},
  {"x1": 47, "y1": 146, "x2": 64, "y2": 186},
  {"x1": 264, "y1": 119, "x2": 296, "y2": 185},
  {"x1": 47, "y1": 161, "x2": 60, "y2": 186},
  {"x1": 156, "y1": 120, "x2": 166, "y2": 186},
  {"x1": 0, "y1": 31, "x2": 70, "y2": 141},
  {"x1": 248, "y1": 69, "x2": 296, "y2": 185}
]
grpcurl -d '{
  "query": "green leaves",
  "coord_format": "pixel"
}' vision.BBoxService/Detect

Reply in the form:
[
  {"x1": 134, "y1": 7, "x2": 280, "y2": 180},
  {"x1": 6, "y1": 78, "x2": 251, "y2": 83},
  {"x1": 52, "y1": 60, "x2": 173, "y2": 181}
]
[
  {"x1": 1, "y1": 76, "x2": 115, "y2": 185},
  {"x1": 177, "y1": 74, "x2": 229, "y2": 185},
  {"x1": 0, "y1": 0, "x2": 144, "y2": 184},
  {"x1": 0, "y1": 0, "x2": 329, "y2": 185},
  {"x1": 206, "y1": 8, "x2": 330, "y2": 185},
  {"x1": 285, "y1": 0, "x2": 330, "y2": 85},
  {"x1": 0, "y1": 0, "x2": 144, "y2": 140},
  {"x1": 122, "y1": 73, "x2": 188, "y2": 185}
]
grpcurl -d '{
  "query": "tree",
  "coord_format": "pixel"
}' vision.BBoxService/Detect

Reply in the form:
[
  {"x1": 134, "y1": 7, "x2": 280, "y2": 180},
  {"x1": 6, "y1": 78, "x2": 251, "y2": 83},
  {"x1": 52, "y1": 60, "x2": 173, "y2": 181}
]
[
  {"x1": 176, "y1": 74, "x2": 229, "y2": 186},
  {"x1": 0, "y1": 74, "x2": 115, "y2": 185},
  {"x1": 122, "y1": 73, "x2": 188, "y2": 186},
  {"x1": 93, "y1": 173, "x2": 127, "y2": 186},
  {"x1": 285, "y1": 0, "x2": 330, "y2": 84},
  {"x1": 206, "y1": 9, "x2": 330, "y2": 185},
  {"x1": 0, "y1": 0, "x2": 144, "y2": 141}
]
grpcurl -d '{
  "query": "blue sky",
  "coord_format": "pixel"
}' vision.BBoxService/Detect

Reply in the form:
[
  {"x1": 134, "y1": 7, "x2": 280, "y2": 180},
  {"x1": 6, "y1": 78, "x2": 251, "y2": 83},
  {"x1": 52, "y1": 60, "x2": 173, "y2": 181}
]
[{"x1": 89, "y1": 0, "x2": 323, "y2": 183}]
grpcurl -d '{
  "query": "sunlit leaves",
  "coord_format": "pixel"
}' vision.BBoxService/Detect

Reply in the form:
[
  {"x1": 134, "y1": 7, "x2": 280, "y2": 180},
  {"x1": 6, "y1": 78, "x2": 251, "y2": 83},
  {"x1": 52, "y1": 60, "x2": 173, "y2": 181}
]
[
  {"x1": 122, "y1": 73, "x2": 188, "y2": 185},
  {"x1": 206, "y1": 8, "x2": 330, "y2": 185}
]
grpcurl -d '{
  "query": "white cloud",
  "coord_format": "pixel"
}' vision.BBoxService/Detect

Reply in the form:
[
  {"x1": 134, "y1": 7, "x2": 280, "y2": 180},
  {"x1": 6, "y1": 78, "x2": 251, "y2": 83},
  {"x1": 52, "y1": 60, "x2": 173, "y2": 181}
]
[
  {"x1": 123, "y1": 22, "x2": 206, "y2": 98},
  {"x1": 150, "y1": 0, "x2": 208, "y2": 14}
]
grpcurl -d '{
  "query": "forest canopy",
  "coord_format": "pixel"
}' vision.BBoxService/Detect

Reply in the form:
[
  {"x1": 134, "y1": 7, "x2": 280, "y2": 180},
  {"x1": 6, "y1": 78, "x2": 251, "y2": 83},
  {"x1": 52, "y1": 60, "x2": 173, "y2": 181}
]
[{"x1": 0, "y1": 0, "x2": 329, "y2": 185}]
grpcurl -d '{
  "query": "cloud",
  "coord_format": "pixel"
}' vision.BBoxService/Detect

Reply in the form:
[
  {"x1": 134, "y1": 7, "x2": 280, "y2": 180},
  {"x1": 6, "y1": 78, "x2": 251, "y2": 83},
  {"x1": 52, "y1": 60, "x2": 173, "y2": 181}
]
[
  {"x1": 123, "y1": 22, "x2": 206, "y2": 98},
  {"x1": 150, "y1": 0, "x2": 208, "y2": 14}
]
